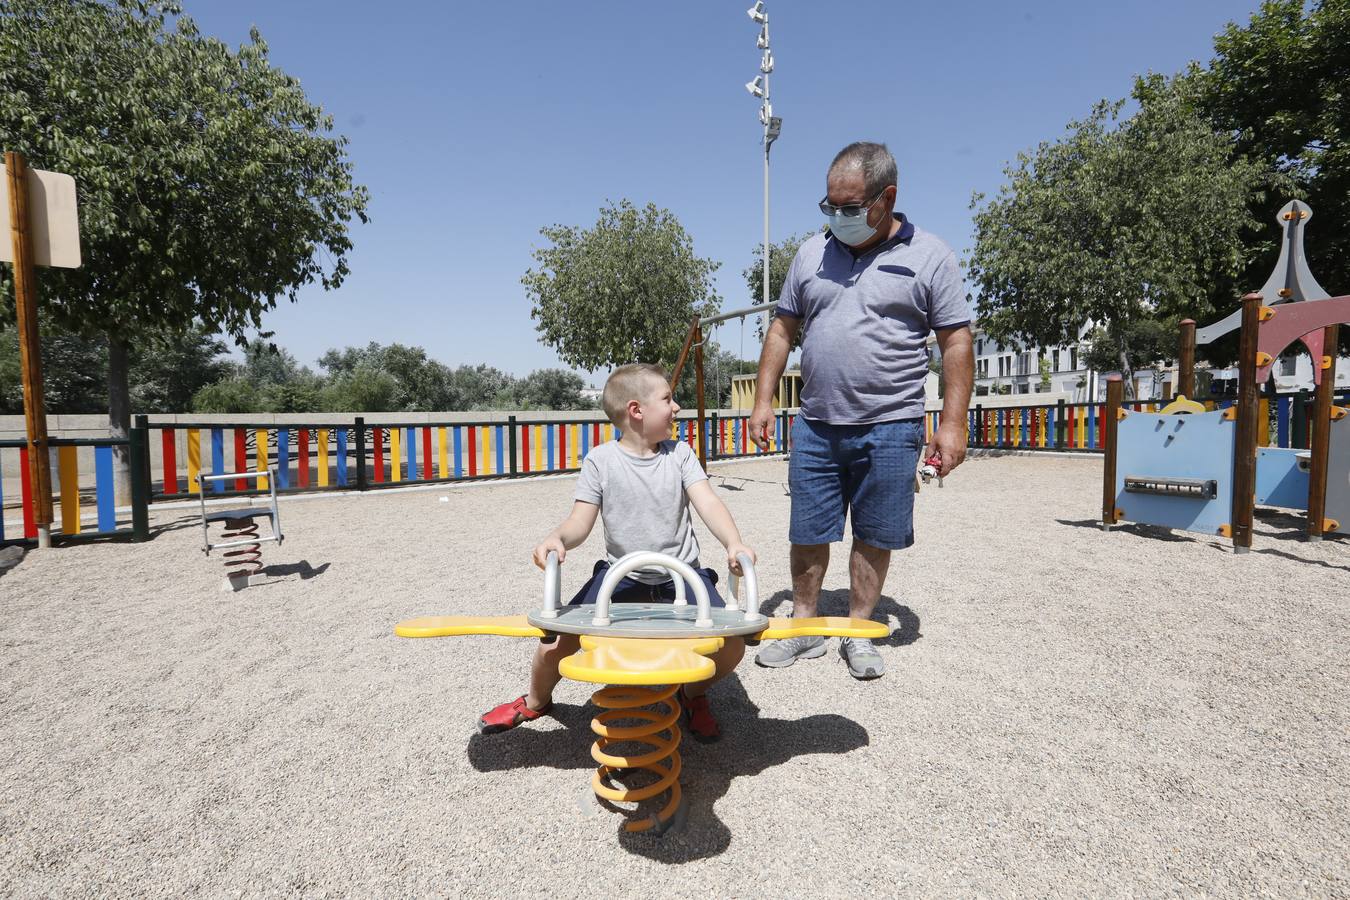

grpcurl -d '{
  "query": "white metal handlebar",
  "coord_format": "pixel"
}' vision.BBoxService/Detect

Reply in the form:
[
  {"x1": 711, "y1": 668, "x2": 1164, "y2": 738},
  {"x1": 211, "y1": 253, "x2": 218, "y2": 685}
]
[{"x1": 592, "y1": 552, "x2": 714, "y2": 628}]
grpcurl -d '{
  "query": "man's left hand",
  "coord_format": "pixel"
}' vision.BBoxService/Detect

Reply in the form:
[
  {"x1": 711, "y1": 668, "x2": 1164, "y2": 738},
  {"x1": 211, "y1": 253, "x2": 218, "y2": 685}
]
[{"x1": 922, "y1": 422, "x2": 966, "y2": 477}]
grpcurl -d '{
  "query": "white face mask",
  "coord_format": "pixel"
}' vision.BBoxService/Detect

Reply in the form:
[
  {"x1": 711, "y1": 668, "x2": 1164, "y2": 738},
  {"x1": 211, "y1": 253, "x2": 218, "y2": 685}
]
[{"x1": 827, "y1": 212, "x2": 878, "y2": 246}]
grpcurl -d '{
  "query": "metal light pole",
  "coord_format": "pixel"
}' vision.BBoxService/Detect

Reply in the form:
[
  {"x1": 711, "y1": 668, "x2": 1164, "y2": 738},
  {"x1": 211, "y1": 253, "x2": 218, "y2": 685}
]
[{"x1": 746, "y1": 2, "x2": 781, "y2": 312}]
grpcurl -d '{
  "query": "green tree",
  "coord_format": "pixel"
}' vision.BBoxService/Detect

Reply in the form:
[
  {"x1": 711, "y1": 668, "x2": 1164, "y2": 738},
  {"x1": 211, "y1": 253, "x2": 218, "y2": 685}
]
[
  {"x1": 968, "y1": 88, "x2": 1283, "y2": 397},
  {"x1": 315, "y1": 369, "x2": 399, "y2": 412},
  {"x1": 744, "y1": 230, "x2": 816, "y2": 344},
  {"x1": 1, "y1": 319, "x2": 228, "y2": 413},
  {"x1": 513, "y1": 368, "x2": 589, "y2": 410},
  {"x1": 130, "y1": 327, "x2": 231, "y2": 412},
  {"x1": 447, "y1": 364, "x2": 516, "y2": 411},
  {"x1": 0, "y1": 0, "x2": 368, "y2": 488},
  {"x1": 1184, "y1": 0, "x2": 1350, "y2": 294},
  {"x1": 523, "y1": 200, "x2": 721, "y2": 371},
  {"x1": 318, "y1": 342, "x2": 454, "y2": 410},
  {"x1": 1081, "y1": 317, "x2": 1177, "y2": 384},
  {"x1": 191, "y1": 376, "x2": 262, "y2": 414},
  {"x1": 0, "y1": 326, "x2": 105, "y2": 413}
]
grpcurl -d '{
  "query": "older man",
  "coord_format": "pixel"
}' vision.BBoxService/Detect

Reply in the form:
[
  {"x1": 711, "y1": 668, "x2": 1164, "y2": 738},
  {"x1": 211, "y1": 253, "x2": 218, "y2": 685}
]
[{"x1": 748, "y1": 141, "x2": 974, "y2": 680}]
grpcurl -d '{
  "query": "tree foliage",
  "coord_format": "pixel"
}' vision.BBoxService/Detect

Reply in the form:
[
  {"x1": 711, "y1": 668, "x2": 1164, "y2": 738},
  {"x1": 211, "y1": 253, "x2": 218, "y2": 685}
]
[
  {"x1": 0, "y1": 0, "x2": 370, "y2": 342},
  {"x1": 968, "y1": 86, "x2": 1285, "y2": 392},
  {"x1": 184, "y1": 340, "x2": 594, "y2": 414},
  {"x1": 743, "y1": 230, "x2": 815, "y2": 344},
  {"x1": 1184, "y1": 0, "x2": 1350, "y2": 294},
  {"x1": 523, "y1": 200, "x2": 721, "y2": 371},
  {"x1": 0, "y1": 319, "x2": 228, "y2": 412}
]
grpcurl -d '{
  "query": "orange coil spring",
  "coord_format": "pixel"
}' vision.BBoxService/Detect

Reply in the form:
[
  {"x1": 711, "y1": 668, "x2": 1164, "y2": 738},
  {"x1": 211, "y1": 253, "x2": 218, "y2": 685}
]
[
  {"x1": 589, "y1": 683, "x2": 684, "y2": 834},
  {"x1": 221, "y1": 517, "x2": 263, "y2": 578}
]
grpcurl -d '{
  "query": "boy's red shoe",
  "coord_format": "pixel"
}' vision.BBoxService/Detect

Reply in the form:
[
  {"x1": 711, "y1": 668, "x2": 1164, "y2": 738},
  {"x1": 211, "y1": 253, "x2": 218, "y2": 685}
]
[
  {"x1": 679, "y1": 689, "x2": 720, "y2": 743},
  {"x1": 479, "y1": 695, "x2": 551, "y2": 734}
]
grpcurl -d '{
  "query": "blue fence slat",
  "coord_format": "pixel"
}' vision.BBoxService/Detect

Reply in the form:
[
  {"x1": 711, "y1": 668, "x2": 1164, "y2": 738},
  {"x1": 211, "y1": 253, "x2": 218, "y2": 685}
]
[
  {"x1": 276, "y1": 429, "x2": 290, "y2": 489},
  {"x1": 453, "y1": 427, "x2": 463, "y2": 479},
  {"x1": 336, "y1": 429, "x2": 349, "y2": 486},
  {"x1": 1277, "y1": 397, "x2": 1291, "y2": 448},
  {"x1": 496, "y1": 426, "x2": 506, "y2": 473},
  {"x1": 546, "y1": 426, "x2": 555, "y2": 472},
  {"x1": 210, "y1": 428, "x2": 225, "y2": 493},
  {"x1": 94, "y1": 445, "x2": 116, "y2": 532},
  {"x1": 406, "y1": 427, "x2": 417, "y2": 481}
]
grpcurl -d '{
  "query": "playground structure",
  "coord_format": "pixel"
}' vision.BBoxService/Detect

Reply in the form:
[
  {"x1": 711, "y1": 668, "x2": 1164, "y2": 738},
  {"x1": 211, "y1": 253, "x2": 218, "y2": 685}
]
[
  {"x1": 395, "y1": 551, "x2": 886, "y2": 835},
  {"x1": 1103, "y1": 200, "x2": 1349, "y2": 550},
  {"x1": 197, "y1": 466, "x2": 284, "y2": 591}
]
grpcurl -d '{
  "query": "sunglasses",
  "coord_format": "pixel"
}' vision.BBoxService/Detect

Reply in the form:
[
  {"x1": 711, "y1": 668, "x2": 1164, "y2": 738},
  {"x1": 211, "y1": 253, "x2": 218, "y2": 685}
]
[{"x1": 818, "y1": 189, "x2": 885, "y2": 219}]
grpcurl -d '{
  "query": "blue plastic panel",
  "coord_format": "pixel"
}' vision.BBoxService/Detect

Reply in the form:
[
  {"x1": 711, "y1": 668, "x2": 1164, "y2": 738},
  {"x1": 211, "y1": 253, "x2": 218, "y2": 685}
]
[
  {"x1": 1115, "y1": 409, "x2": 1235, "y2": 535},
  {"x1": 1255, "y1": 447, "x2": 1310, "y2": 510}
]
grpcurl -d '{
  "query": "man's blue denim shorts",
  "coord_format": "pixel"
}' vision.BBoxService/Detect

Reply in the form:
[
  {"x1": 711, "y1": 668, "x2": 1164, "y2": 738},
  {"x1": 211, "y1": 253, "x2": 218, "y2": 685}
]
[
  {"x1": 788, "y1": 416, "x2": 925, "y2": 550},
  {"x1": 567, "y1": 559, "x2": 726, "y2": 607}
]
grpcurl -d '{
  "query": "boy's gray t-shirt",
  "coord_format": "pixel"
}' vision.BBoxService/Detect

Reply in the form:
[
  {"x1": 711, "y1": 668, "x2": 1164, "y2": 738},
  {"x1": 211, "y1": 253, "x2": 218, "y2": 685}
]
[
  {"x1": 777, "y1": 214, "x2": 972, "y2": 424},
  {"x1": 574, "y1": 439, "x2": 707, "y2": 584}
]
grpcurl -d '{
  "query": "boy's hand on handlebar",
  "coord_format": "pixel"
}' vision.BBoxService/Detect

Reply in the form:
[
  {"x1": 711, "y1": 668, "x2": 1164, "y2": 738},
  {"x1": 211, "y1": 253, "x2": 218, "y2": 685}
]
[
  {"x1": 533, "y1": 536, "x2": 566, "y2": 570},
  {"x1": 727, "y1": 543, "x2": 757, "y2": 576}
]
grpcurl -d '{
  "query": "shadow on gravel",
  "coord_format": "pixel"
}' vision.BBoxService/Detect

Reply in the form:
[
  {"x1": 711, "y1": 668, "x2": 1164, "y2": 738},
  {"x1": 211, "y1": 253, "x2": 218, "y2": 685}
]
[
  {"x1": 1255, "y1": 546, "x2": 1350, "y2": 571},
  {"x1": 1057, "y1": 518, "x2": 1196, "y2": 542},
  {"x1": 257, "y1": 560, "x2": 331, "y2": 580},
  {"x1": 465, "y1": 674, "x2": 870, "y2": 862},
  {"x1": 758, "y1": 588, "x2": 921, "y2": 648},
  {"x1": 0, "y1": 545, "x2": 24, "y2": 579},
  {"x1": 1061, "y1": 516, "x2": 1348, "y2": 565}
]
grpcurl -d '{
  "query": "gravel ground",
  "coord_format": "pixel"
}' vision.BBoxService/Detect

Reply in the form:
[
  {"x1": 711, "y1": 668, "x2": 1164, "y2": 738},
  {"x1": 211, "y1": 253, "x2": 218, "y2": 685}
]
[{"x1": 1, "y1": 453, "x2": 1346, "y2": 897}]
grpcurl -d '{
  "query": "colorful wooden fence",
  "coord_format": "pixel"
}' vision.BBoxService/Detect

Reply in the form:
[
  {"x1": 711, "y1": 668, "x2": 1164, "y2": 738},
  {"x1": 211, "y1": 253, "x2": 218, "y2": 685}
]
[
  {"x1": 1, "y1": 435, "x2": 148, "y2": 546},
  {"x1": 141, "y1": 412, "x2": 795, "y2": 502},
  {"x1": 961, "y1": 391, "x2": 1350, "y2": 453}
]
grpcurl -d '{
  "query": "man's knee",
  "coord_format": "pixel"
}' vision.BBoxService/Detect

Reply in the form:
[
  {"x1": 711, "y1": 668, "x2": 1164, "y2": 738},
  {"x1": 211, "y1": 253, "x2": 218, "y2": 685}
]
[{"x1": 790, "y1": 542, "x2": 830, "y2": 570}]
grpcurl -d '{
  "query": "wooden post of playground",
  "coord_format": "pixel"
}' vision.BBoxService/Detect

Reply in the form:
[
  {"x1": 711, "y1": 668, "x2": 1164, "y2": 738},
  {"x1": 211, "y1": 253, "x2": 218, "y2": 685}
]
[
  {"x1": 693, "y1": 322, "x2": 707, "y2": 470},
  {"x1": 1177, "y1": 318, "x2": 1196, "y2": 400},
  {"x1": 1102, "y1": 375, "x2": 1123, "y2": 530},
  {"x1": 1306, "y1": 323, "x2": 1339, "y2": 542},
  {"x1": 6, "y1": 151, "x2": 54, "y2": 548},
  {"x1": 1230, "y1": 292, "x2": 1263, "y2": 554},
  {"x1": 668, "y1": 313, "x2": 699, "y2": 390}
]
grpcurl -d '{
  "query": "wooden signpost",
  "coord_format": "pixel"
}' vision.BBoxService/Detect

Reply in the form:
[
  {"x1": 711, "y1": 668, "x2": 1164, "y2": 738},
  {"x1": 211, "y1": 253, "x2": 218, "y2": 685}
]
[{"x1": 3, "y1": 151, "x2": 81, "y2": 548}]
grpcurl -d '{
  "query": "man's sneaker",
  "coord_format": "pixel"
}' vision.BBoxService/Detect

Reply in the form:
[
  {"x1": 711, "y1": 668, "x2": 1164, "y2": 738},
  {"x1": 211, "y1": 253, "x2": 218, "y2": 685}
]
[
  {"x1": 755, "y1": 635, "x2": 827, "y2": 668},
  {"x1": 839, "y1": 637, "x2": 884, "y2": 680},
  {"x1": 679, "y1": 688, "x2": 720, "y2": 743},
  {"x1": 479, "y1": 695, "x2": 551, "y2": 734}
]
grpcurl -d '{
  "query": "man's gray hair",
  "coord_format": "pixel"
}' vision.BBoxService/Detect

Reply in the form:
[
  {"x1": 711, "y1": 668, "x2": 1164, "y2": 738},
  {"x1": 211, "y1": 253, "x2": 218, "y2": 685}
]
[{"x1": 828, "y1": 142, "x2": 898, "y2": 198}]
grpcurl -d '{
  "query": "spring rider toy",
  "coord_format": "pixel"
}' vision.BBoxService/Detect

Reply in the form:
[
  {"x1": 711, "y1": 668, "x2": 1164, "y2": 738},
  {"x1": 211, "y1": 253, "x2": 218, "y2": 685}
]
[{"x1": 395, "y1": 550, "x2": 886, "y2": 834}]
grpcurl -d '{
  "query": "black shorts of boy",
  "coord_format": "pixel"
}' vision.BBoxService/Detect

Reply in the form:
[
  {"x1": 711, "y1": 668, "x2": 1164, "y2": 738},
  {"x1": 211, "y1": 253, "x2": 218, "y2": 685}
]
[{"x1": 567, "y1": 559, "x2": 726, "y2": 607}]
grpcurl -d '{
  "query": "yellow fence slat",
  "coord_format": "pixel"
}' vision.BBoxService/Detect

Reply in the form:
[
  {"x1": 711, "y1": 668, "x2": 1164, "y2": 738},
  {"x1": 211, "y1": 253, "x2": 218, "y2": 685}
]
[
  {"x1": 317, "y1": 428, "x2": 330, "y2": 487},
  {"x1": 256, "y1": 429, "x2": 269, "y2": 489},
  {"x1": 390, "y1": 427, "x2": 402, "y2": 481},
  {"x1": 438, "y1": 427, "x2": 449, "y2": 479},
  {"x1": 186, "y1": 428, "x2": 201, "y2": 494}
]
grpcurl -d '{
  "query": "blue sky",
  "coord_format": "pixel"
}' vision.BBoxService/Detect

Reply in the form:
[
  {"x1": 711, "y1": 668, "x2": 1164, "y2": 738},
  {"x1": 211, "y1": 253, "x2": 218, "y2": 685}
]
[{"x1": 186, "y1": 0, "x2": 1263, "y2": 384}]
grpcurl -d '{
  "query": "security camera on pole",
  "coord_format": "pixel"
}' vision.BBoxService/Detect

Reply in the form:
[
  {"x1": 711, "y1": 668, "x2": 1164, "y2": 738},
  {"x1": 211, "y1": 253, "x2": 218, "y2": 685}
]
[{"x1": 745, "y1": 1, "x2": 782, "y2": 314}]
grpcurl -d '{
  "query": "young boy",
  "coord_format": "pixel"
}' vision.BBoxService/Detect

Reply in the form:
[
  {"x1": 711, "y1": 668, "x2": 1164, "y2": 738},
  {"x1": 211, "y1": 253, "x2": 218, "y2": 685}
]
[{"x1": 479, "y1": 363, "x2": 756, "y2": 742}]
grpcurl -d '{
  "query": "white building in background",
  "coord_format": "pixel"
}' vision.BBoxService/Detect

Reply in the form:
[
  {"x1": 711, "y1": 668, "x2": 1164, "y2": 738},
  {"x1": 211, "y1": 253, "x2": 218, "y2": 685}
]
[
  {"x1": 936, "y1": 325, "x2": 1101, "y2": 402},
  {"x1": 929, "y1": 324, "x2": 1350, "y2": 403}
]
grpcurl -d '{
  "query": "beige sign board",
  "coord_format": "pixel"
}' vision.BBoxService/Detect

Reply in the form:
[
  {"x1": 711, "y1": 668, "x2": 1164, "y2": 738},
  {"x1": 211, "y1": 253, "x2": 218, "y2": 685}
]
[{"x1": 0, "y1": 164, "x2": 81, "y2": 269}]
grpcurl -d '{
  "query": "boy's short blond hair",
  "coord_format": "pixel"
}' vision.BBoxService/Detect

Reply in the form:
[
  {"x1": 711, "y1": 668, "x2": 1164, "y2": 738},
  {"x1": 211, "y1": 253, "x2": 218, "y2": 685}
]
[{"x1": 602, "y1": 363, "x2": 668, "y2": 427}]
